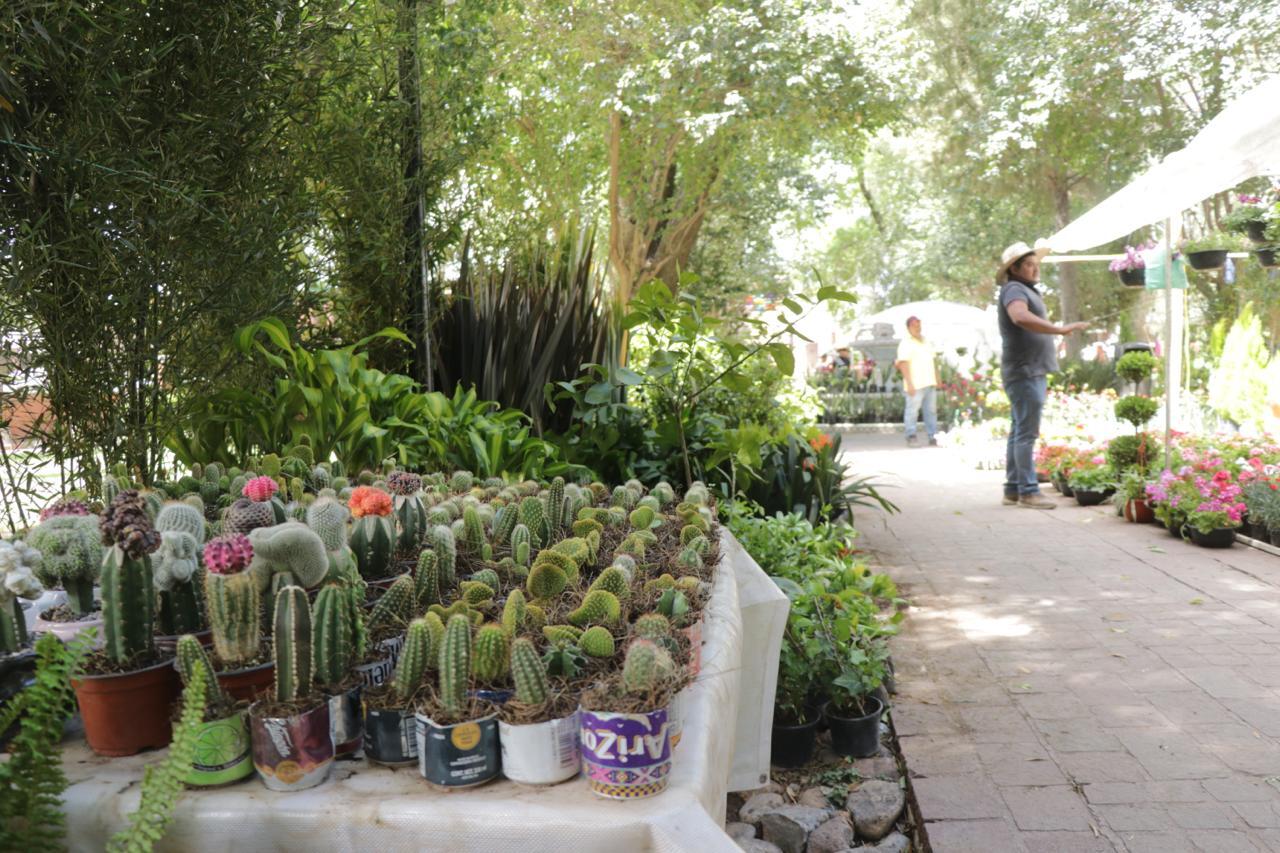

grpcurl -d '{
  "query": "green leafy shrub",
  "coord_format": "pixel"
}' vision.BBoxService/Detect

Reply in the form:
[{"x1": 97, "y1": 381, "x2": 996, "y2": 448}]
[
  {"x1": 1106, "y1": 432, "x2": 1155, "y2": 473},
  {"x1": 1114, "y1": 395, "x2": 1159, "y2": 429},
  {"x1": 1115, "y1": 351, "x2": 1157, "y2": 385},
  {"x1": 1067, "y1": 464, "x2": 1115, "y2": 492}
]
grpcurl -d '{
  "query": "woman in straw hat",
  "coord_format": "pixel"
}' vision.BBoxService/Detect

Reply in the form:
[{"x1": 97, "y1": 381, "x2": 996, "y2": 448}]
[{"x1": 996, "y1": 241, "x2": 1088, "y2": 509}]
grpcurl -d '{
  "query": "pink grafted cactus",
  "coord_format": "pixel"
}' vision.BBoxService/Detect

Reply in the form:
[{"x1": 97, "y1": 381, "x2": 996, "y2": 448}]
[
  {"x1": 242, "y1": 476, "x2": 279, "y2": 502},
  {"x1": 203, "y1": 534, "x2": 254, "y2": 575},
  {"x1": 40, "y1": 499, "x2": 91, "y2": 521}
]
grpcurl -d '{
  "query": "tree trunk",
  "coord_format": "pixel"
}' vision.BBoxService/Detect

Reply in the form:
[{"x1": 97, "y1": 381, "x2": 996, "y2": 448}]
[
  {"x1": 398, "y1": 0, "x2": 430, "y2": 385},
  {"x1": 1052, "y1": 181, "x2": 1084, "y2": 359}
]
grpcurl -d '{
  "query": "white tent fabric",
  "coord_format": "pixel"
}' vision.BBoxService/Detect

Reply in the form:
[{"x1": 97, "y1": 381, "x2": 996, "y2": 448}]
[
  {"x1": 1048, "y1": 75, "x2": 1280, "y2": 252},
  {"x1": 851, "y1": 300, "x2": 1001, "y2": 367}
]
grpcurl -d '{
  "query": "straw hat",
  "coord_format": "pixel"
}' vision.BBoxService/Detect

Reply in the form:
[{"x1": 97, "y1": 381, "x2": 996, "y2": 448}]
[{"x1": 997, "y1": 240, "x2": 1051, "y2": 283}]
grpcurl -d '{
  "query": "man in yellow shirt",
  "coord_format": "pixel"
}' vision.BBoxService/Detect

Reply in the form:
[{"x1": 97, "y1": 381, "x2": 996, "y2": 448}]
[{"x1": 895, "y1": 316, "x2": 938, "y2": 447}]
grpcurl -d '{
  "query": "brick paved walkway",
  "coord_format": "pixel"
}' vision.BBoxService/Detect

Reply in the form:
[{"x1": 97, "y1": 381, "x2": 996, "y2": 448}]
[{"x1": 848, "y1": 433, "x2": 1280, "y2": 853}]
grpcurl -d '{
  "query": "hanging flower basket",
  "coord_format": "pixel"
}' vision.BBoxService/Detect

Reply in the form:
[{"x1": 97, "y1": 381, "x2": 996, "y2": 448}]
[
  {"x1": 1118, "y1": 268, "x2": 1145, "y2": 287},
  {"x1": 1253, "y1": 248, "x2": 1278, "y2": 268}
]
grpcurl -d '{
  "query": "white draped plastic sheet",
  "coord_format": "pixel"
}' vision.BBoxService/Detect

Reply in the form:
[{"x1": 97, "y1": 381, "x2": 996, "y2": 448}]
[
  {"x1": 59, "y1": 530, "x2": 788, "y2": 853},
  {"x1": 1048, "y1": 75, "x2": 1280, "y2": 252}
]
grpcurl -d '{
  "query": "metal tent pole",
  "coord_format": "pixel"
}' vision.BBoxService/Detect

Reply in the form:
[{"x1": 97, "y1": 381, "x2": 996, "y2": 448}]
[{"x1": 1163, "y1": 217, "x2": 1173, "y2": 472}]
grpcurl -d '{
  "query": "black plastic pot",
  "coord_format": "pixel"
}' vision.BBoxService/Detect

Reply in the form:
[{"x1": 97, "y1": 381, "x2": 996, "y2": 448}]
[
  {"x1": 1271, "y1": 528, "x2": 1280, "y2": 548},
  {"x1": 771, "y1": 711, "x2": 821, "y2": 768},
  {"x1": 1118, "y1": 268, "x2": 1145, "y2": 287},
  {"x1": 1246, "y1": 220, "x2": 1267, "y2": 244},
  {"x1": 1190, "y1": 527, "x2": 1236, "y2": 549},
  {"x1": 1253, "y1": 249, "x2": 1278, "y2": 268},
  {"x1": 1073, "y1": 488, "x2": 1112, "y2": 507},
  {"x1": 1184, "y1": 249, "x2": 1228, "y2": 270},
  {"x1": 826, "y1": 696, "x2": 885, "y2": 758}
]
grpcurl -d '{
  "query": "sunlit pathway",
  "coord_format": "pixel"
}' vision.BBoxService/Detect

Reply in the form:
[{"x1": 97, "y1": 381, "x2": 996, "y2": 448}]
[{"x1": 846, "y1": 432, "x2": 1280, "y2": 853}]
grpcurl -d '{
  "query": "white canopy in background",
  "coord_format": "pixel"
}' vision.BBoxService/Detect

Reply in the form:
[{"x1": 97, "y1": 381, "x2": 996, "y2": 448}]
[{"x1": 1048, "y1": 75, "x2": 1280, "y2": 252}]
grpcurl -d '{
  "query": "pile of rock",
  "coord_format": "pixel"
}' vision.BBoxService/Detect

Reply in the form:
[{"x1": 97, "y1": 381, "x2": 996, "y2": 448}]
[{"x1": 725, "y1": 760, "x2": 910, "y2": 853}]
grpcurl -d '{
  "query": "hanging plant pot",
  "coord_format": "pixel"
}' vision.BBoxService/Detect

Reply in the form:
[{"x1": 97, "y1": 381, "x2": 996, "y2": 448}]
[
  {"x1": 498, "y1": 710, "x2": 580, "y2": 786},
  {"x1": 826, "y1": 695, "x2": 885, "y2": 759},
  {"x1": 1253, "y1": 248, "x2": 1278, "y2": 268},
  {"x1": 770, "y1": 709, "x2": 821, "y2": 769},
  {"x1": 1184, "y1": 249, "x2": 1228, "y2": 271},
  {"x1": 580, "y1": 706, "x2": 673, "y2": 799},
  {"x1": 363, "y1": 705, "x2": 418, "y2": 767},
  {"x1": 416, "y1": 711, "x2": 501, "y2": 788},
  {"x1": 184, "y1": 711, "x2": 254, "y2": 787},
  {"x1": 73, "y1": 658, "x2": 181, "y2": 756},
  {"x1": 1117, "y1": 268, "x2": 1145, "y2": 287},
  {"x1": 1123, "y1": 499, "x2": 1155, "y2": 524},
  {"x1": 329, "y1": 684, "x2": 363, "y2": 758},
  {"x1": 248, "y1": 700, "x2": 335, "y2": 791},
  {"x1": 1072, "y1": 488, "x2": 1112, "y2": 507},
  {"x1": 1189, "y1": 527, "x2": 1236, "y2": 549},
  {"x1": 1245, "y1": 221, "x2": 1268, "y2": 244},
  {"x1": 215, "y1": 659, "x2": 275, "y2": 703}
]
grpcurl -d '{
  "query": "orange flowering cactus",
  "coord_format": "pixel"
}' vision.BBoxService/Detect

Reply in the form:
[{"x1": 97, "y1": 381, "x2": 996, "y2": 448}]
[{"x1": 348, "y1": 485, "x2": 393, "y2": 518}]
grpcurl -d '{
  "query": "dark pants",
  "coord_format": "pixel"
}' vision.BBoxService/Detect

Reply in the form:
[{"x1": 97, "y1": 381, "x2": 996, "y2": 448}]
[{"x1": 1004, "y1": 375, "x2": 1046, "y2": 496}]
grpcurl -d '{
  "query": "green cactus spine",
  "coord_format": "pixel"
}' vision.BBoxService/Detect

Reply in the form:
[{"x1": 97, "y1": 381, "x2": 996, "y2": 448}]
[
  {"x1": 414, "y1": 549, "x2": 440, "y2": 607},
  {"x1": 313, "y1": 584, "x2": 360, "y2": 691},
  {"x1": 350, "y1": 513, "x2": 396, "y2": 580},
  {"x1": 579, "y1": 626, "x2": 615, "y2": 658},
  {"x1": 205, "y1": 570, "x2": 260, "y2": 665},
  {"x1": 546, "y1": 477, "x2": 565, "y2": 535},
  {"x1": 423, "y1": 611, "x2": 446, "y2": 670},
  {"x1": 459, "y1": 581, "x2": 494, "y2": 606},
  {"x1": 517, "y1": 497, "x2": 547, "y2": 547},
  {"x1": 510, "y1": 638, "x2": 549, "y2": 706},
  {"x1": 491, "y1": 505, "x2": 517, "y2": 547},
  {"x1": 247, "y1": 523, "x2": 329, "y2": 592},
  {"x1": 101, "y1": 545, "x2": 156, "y2": 664},
  {"x1": 622, "y1": 639, "x2": 674, "y2": 695},
  {"x1": 542, "y1": 624, "x2": 583, "y2": 645},
  {"x1": 273, "y1": 585, "x2": 313, "y2": 704},
  {"x1": 176, "y1": 633, "x2": 227, "y2": 709},
  {"x1": 439, "y1": 614, "x2": 471, "y2": 717},
  {"x1": 501, "y1": 589, "x2": 526, "y2": 638},
  {"x1": 428, "y1": 524, "x2": 457, "y2": 589},
  {"x1": 510, "y1": 524, "x2": 531, "y2": 568},
  {"x1": 567, "y1": 589, "x2": 621, "y2": 628},
  {"x1": 523, "y1": 603, "x2": 547, "y2": 631},
  {"x1": 629, "y1": 506, "x2": 655, "y2": 530},
  {"x1": 526, "y1": 560, "x2": 567, "y2": 601},
  {"x1": 676, "y1": 546, "x2": 703, "y2": 571},
  {"x1": 533, "y1": 549, "x2": 577, "y2": 579},
  {"x1": 394, "y1": 617, "x2": 431, "y2": 704},
  {"x1": 394, "y1": 493, "x2": 427, "y2": 551},
  {"x1": 472, "y1": 623, "x2": 508, "y2": 682},
  {"x1": 470, "y1": 568, "x2": 500, "y2": 591},
  {"x1": 461, "y1": 505, "x2": 486, "y2": 557},
  {"x1": 571, "y1": 518, "x2": 603, "y2": 540},
  {"x1": 368, "y1": 574, "x2": 415, "y2": 631},
  {"x1": 588, "y1": 567, "x2": 630, "y2": 601},
  {"x1": 306, "y1": 497, "x2": 349, "y2": 552},
  {"x1": 633, "y1": 613, "x2": 671, "y2": 639}
]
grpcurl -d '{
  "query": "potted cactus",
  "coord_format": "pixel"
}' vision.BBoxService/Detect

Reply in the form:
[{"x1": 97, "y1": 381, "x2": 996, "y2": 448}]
[
  {"x1": 72, "y1": 490, "x2": 182, "y2": 756},
  {"x1": 25, "y1": 504, "x2": 105, "y2": 645},
  {"x1": 387, "y1": 471, "x2": 427, "y2": 555},
  {"x1": 364, "y1": 614, "x2": 438, "y2": 766},
  {"x1": 202, "y1": 534, "x2": 273, "y2": 701},
  {"x1": 497, "y1": 637, "x2": 580, "y2": 785},
  {"x1": 249, "y1": 585, "x2": 334, "y2": 791},
  {"x1": 349, "y1": 486, "x2": 396, "y2": 581},
  {"x1": 0, "y1": 540, "x2": 43, "y2": 655},
  {"x1": 152, "y1": 501, "x2": 208, "y2": 642},
  {"x1": 579, "y1": 638, "x2": 678, "y2": 799},
  {"x1": 416, "y1": 614, "x2": 501, "y2": 788},
  {"x1": 356, "y1": 573, "x2": 414, "y2": 687},
  {"x1": 313, "y1": 581, "x2": 366, "y2": 757},
  {"x1": 174, "y1": 634, "x2": 254, "y2": 786},
  {"x1": 223, "y1": 475, "x2": 282, "y2": 535}
]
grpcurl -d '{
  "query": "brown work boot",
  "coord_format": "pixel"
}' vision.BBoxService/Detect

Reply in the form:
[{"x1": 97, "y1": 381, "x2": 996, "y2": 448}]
[
  {"x1": 1002, "y1": 494, "x2": 1019, "y2": 506},
  {"x1": 1017, "y1": 494, "x2": 1056, "y2": 510}
]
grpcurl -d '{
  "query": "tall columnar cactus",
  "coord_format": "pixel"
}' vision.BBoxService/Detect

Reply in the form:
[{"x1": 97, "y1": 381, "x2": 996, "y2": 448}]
[
  {"x1": 414, "y1": 549, "x2": 440, "y2": 608},
  {"x1": 439, "y1": 614, "x2": 472, "y2": 717},
  {"x1": 203, "y1": 535, "x2": 261, "y2": 665},
  {"x1": 348, "y1": 486, "x2": 396, "y2": 580},
  {"x1": 247, "y1": 523, "x2": 328, "y2": 593},
  {"x1": 313, "y1": 584, "x2": 362, "y2": 691},
  {"x1": 99, "y1": 490, "x2": 162, "y2": 664},
  {"x1": 472, "y1": 623, "x2": 508, "y2": 682},
  {"x1": 545, "y1": 477, "x2": 565, "y2": 536},
  {"x1": 461, "y1": 505, "x2": 486, "y2": 557},
  {"x1": 510, "y1": 638, "x2": 549, "y2": 707},
  {"x1": 176, "y1": 633, "x2": 227, "y2": 710},
  {"x1": 25, "y1": 513, "x2": 103, "y2": 616},
  {"x1": 368, "y1": 574, "x2": 415, "y2": 632},
  {"x1": 622, "y1": 639, "x2": 675, "y2": 696},
  {"x1": 423, "y1": 611, "x2": 446, "y2": 671},
  {"x1": 394, "y1": 617, "x2": 432, "y2": 704},
  {"x1": 428, "y1": 524, "x2": 457, "y2": 588},
  {"x1": 510, "y1": 524, "x2": 531, "y2": 569},
  {"x1": 517, "y1": 497, "x2": 547, "y2": 548},
  {"x1": 491, "y1": 505, "x2": 517, "y2": 547},
  {"x1": 153, "y1": 502, "x2": 207, "y2": 635},
  {"x1": 273, "y1": 585, "x2": 313, "y2": 704},
  {"x1": 388, "y1": 471, "x2": 427, "y2": 550}
]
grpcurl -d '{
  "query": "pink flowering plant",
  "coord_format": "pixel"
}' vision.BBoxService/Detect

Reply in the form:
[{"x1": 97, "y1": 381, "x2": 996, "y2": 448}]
[
  {"x1": 1187, "y1": 470, "x2": 1246, "y2": 534},
  {"x1": 1109, "y1": 241, "x2": 1156, "y2": 273}
]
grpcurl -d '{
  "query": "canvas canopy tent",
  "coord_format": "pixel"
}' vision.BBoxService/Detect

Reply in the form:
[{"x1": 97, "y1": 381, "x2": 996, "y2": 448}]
[{"x1": 1045, "y1": 75, "x2": 1280, "y2": 458}]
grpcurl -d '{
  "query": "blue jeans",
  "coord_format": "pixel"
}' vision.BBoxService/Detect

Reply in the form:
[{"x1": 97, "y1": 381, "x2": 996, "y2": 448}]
[
  {"x1": 904, "y1": 385, "x2": 937, "y2": 439},
  {"x1": 1004, "y1": 375, "x2": 1046, "y2": 496}
]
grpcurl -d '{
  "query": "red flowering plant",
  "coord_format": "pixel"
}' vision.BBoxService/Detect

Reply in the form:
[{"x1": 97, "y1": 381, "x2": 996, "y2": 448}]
[
  {"x1": 1035, "y1": 443, "x2": 1074, "y2": 480},
  {"x1": 1186, "y1": 469, "x2": 1246, "y2": 534}
]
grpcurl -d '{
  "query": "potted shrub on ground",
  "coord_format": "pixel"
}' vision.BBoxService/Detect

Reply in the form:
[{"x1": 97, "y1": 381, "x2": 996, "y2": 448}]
[
  {"x1": 1186, "y1": 471, "x2": 1245, "y2": 549},
  {"x1": 174, "y1": 634, "x2": 254, "y2": 786},
  {"x1": 25, "y1": 506, "x2": 105, "y2": 645},
  {"x1": 580, "y1": 638, "x2": 677, "y2": 799},
  {"x1": 72, "y1": 490, "x2": 181, "y2": 756},
  {"x1": 770, "y1": 613, "x2": 822, "y2": 768},
  {"x1": 498, "y1": 637, "x2": 580, "y2": 786},
  {"x1": 1068, "y1": 460, "x2": 1116, "y2": 506},
  {"x1": 416, "y1": 613, "x2": 501, "y2": 788},
  {"x1": 0, "y1": 540, "x2": 43, "y2": 656},
  {"x1": 249, "y1": 585, "x2": 334, "y2": 791},
  {"x1": 823, "y1": 634, "x2": 888, "y2": 759}
]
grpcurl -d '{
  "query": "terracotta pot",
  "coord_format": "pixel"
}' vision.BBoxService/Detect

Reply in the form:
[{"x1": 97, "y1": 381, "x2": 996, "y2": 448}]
[
  {"x1": 215, "y1": 660, "x2": 275, "y2": 703},
  {"x1": 1123, "y1": 498, "x2": 1155, "y2": 523},
  {"x1": 580, "y1": 706, "x2": 672, "y2": 799},
  {"x1": 73, "y1": 658, "x2": 181, "y2": 756},
  {"x1": 184, "y1": 711, "x2": 254, "y2": 787},
  {"x1": 249, "y1": 700, "x2": 334, "y2": 791}
]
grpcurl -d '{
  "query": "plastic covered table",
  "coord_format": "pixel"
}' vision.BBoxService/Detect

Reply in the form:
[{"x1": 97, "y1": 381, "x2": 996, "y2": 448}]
[{"x1": 59, "y1": 530, "x2": 788, "y2": 852}]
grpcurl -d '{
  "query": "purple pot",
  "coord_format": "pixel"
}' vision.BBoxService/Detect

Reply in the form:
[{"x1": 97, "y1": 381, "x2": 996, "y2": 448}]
[{"x1": 579, "y1": 706, "x2": 672, "y2": 799}]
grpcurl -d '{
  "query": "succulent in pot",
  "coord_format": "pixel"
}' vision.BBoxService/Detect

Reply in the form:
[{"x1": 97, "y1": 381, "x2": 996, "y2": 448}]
[
  {"x1": 364, "y1": 614, "x2": 435, "y2": 766},
  {"x1": 25, "y1": 510, "x2": 105, "y2": 643},
  {"x1": 498, "y1": 637, "x2": 580, "y2": 785},
  {"x1": 153, "y1": 501, "x2": 208, "y2": 637},
  {"x1": 313, "y1": 580, "x2": 367, "y2": 756},
  {"x1": 387, "y1": 471, "x2": 427, "y2": 554},
  {"x1": 72, "y1": 490, "x2": 182, "y2": 756},
  {"x1": 348, "y1": 486, "x2": 396, "y2": 581},
  {"x1": 416, "y1": 613, "x2": 501, "y2": 788},
  {"x1": 174, "y1": 634, "x2": 254, "y2": 786}
]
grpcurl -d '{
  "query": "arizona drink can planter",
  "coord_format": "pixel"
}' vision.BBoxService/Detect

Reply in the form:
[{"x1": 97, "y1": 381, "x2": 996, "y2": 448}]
[
  {"x1": 579, "y1": 707, "x2": 672, "y2": 799},
  {"x1": 498, "y1": 711, "x2": 580, "y2": 785},
  {"x1": 363, "y1": 706, "x2": 418, "y2": 767},
  {"x1": 416, "y1": 712, "x2": 501, "y2": 788},
  {"x1": 248, "y1": 701, "x2": 335, "y2": 792},
  {"x1": 183, "y1": 712, "x2": 254, "y2": 787},
  {"x1": 329, "y1": 685, "x2": 363, "y2": 757}
]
